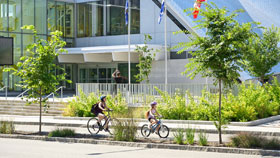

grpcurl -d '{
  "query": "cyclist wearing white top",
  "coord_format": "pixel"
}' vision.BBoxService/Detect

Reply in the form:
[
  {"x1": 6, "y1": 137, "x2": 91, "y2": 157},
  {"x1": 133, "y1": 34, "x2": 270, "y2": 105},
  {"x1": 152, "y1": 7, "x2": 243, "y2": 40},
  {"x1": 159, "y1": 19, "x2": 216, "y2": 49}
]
[{"x1": 147, "y1": 101, "x2": 161, "y2": 134}]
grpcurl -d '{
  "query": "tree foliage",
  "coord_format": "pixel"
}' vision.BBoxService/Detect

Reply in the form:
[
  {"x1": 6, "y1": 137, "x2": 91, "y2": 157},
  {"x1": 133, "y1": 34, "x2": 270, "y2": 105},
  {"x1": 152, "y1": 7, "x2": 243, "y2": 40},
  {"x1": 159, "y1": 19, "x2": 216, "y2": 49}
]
[
  {"x1": 176, "y1": 2, "x2": 255, "y2": 144},
  {"x1": 177, "y1": 3, "x2": 255, "y2": 86},
  {"x1": 134, "y1": 34, "x2": 155, "y2": 83},
  {"x1": 239, "y1": 26, "x2": 280, "y2": 85},
  {"x1": 4, "y1": 25, "x2": 70, "y2": 133}
]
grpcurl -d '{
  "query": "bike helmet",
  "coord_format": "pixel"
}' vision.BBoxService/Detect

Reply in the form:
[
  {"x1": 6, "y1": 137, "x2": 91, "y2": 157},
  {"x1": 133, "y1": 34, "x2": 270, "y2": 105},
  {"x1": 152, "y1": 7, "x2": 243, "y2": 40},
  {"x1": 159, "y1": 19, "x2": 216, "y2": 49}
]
[
  {"x1": 150, "y1": 101, "x2": 157, "y2": 106},
  {"x1": 100, "y1": 95, "x2": 106, "y2": 102}
]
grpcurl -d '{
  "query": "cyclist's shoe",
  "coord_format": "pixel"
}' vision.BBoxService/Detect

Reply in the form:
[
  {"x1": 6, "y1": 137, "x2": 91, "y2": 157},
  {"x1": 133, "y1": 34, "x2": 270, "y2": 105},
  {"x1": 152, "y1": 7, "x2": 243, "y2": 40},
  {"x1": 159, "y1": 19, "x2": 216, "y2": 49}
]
[
  {"x1": 97, "y1": 122, "x2": 102, "y2": 130},
  {"x1": 104, "y1": 128, "x2": 109, "y2": 132}
]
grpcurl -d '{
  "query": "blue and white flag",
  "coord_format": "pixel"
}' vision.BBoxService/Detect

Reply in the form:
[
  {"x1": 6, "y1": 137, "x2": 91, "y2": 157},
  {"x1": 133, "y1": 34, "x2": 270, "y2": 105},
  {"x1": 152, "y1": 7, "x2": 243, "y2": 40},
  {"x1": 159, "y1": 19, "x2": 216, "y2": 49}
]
[
  {"x1": 125, "y1": 0, "x2": 129, "y2": 25},
  {"x1": 158, "y1": 0, "x2": 165, "y2": 24}
]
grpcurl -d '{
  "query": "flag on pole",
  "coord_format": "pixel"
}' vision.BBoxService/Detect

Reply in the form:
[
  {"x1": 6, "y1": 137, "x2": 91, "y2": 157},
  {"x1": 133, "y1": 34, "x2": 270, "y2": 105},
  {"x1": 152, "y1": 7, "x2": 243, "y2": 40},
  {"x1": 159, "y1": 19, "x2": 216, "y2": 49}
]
[
  {"x1": 125, "y1": 0, "x2": 129, "y2": 25},
  {"x1": 193, "y1": 0, "x2": 206, "y2": 19},
  {"x1": 158, "y1": 0, "x2": 165, "y2": 24}
]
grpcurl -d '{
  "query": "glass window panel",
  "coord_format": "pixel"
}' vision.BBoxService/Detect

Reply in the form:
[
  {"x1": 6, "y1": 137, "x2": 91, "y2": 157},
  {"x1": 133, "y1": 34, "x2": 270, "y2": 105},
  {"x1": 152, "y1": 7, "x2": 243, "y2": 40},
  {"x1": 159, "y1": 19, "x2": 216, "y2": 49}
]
[
  {"x1": 9, "y1": 33, "x2": 21, "y2": 64},
  {"x1": 0, "y1": 0, "x2": 8, "y2": 31},
  {"x1": 35, "y1": 0, "x2": 47, "y2": 34},
  {"x1": 90, "y1": 1, "x2": 103, "y2": 36},
  {"x1": 22, "y1": 34, "x2": 34, "y2": 56},
  {"x1": 0, "y1": 32, "x2": 8, "y2": 87},
  {"x1": 22, "y1": 0, "x2": 34, "y2": 33},
  {"x1": 56, "y1": 2, "x2": 65, "y2": 36},
  {"x1": 106, "y1": 0, "x2": 140, "y2": 35},
  {"x1": 85, "y1": 4, "x2": 92, "y2": 37},
  {"x1": 79, "y1": 68, "x2": 87, "y2": 83},
  {"x1": 99, "y1": 68, "x2": 106, "y2": 79},
  {"x1": 65, "y1": 3, "x2": 74, "y2": 37},
  {"x1": 8, "y1": 0, "x2": 21, "y2": 32},
  {"x1": 89, "y1": 68, "x2": 97, "y2": 83},
  {"x1": 47, "y1": 0, "x2": 56, "y2": 34},
  {"x1": 77, "y1": 3, "x2": 92, "y2": 37},
  {"x1": 65, "y1": 64, "x2": 72, "y2": 89},
  {"x1": 77, "y1": 4, "x2": 85, "y2": 37}
]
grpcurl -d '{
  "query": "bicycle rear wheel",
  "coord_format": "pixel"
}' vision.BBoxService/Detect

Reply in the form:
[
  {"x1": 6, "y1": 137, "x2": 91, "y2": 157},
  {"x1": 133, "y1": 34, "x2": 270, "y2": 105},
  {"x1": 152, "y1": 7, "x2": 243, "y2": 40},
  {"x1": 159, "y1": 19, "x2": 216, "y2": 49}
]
[
  {"x1": 141, "y1": 124, "x2": 151, "y2": 137},
  {"x1": 158, "y1": 125, "x2": 169, "y2": 138},
  {"x1": 87, "y1": 117, "x2": 100, "y2": 135}
]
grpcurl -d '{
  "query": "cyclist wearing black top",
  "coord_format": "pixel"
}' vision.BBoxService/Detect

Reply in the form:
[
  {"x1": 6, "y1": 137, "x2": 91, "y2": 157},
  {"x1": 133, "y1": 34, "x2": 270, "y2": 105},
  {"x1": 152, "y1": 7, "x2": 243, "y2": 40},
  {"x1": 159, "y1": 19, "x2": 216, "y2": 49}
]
[{"x1": 95, "y1": 96, "x2": 110, "y2": 131}]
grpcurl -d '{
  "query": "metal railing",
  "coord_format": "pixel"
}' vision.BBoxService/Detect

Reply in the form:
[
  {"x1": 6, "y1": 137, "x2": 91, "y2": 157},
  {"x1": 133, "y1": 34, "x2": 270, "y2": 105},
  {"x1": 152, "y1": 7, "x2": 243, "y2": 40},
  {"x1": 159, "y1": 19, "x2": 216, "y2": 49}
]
[
  {"x1": 16, "y1": 88, "x2": 30, "y2": 98},
  {"x1": 0, "y1": 86, "x2": 8, "y2": 100},
  {"x1": 44, "y1": 86, "x2": 65, "y2": 103},
  {"x1": 76, "y1": 83, "x2": 220, "y2": 105}
]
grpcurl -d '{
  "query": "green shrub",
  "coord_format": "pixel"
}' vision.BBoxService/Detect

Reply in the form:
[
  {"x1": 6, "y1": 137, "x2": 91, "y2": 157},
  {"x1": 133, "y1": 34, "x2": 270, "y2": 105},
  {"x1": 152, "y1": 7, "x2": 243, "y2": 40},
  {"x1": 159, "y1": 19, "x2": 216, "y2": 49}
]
[
  {"x1": 64, "y1": 88, "x2": 129, "y2": 117},
  {"x1": 156, "y1": 80, "x2": 280, "y2": 122},
  {"x1": 231, "y1": 133, "x2": 280, "y2": 150},
  {"x1": 0, "y1": 121, "x2": 15, "y2": 134},
  {"x1": 198, "y1": 131, "x2": 208, "y2": 146},
  {"x1": 48, "y1": 128, "x2": 75, "y2": 137},
  {"x1": 173, "y1": 129, "x2": 185, "y2": 145},
  {"x1": 185, "y1": 127, "x2": 195, "y2": 145},
  {"x1": 113, "y1": 118, "x2": 138, "y2": 142}
]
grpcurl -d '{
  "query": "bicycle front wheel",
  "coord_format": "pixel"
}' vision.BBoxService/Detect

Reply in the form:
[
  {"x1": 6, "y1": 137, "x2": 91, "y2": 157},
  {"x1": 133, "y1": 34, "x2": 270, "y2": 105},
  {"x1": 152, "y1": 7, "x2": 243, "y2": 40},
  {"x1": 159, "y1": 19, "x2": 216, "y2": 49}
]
[
  {"x1": 87, "y1": 117, "x2": 100, "y2": 135},
  {"x1": 141, "y1": 124, "x2": 151, "y2": 137},
  {"x1": 158, "y1": 125, "x2": 169, "y2": 138},
  {"x1": 106, "y1": 118, "x2": 120, "y2": 135}
]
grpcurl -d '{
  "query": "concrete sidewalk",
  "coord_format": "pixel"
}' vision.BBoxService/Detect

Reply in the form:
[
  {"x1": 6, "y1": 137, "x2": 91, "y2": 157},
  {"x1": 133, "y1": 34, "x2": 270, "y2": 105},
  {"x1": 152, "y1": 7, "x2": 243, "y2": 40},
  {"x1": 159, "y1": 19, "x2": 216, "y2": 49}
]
[{"x1": 1, "y1": 115, "x2": 280, "y2": 136}]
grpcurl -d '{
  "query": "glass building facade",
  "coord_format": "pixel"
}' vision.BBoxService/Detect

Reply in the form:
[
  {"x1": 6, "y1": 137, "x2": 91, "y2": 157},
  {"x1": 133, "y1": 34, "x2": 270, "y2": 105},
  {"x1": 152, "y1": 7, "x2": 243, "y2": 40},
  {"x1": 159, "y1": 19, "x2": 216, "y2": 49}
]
[
  {"x1": 0, "y1": 0, "x2": 141, "y2": 91},
  {"x1": 0, "y1": 0, "x2": 75, "y2": 90},
  {"x1": 77, "y1": 0, "x2": 140, "y2": 37}
]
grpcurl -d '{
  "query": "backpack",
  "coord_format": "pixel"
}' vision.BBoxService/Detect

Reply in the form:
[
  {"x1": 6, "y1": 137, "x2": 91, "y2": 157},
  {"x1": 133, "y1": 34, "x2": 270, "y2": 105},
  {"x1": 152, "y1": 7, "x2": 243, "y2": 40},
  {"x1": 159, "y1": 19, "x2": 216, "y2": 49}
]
[{"x1": 91, "y1": 102, "x2": 99, "y2": 113}]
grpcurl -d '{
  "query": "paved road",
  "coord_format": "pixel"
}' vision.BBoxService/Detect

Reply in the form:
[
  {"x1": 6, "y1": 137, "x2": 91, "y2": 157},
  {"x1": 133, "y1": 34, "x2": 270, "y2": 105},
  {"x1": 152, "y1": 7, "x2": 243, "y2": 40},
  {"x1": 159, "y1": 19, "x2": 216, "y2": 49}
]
[{"x1": 0, "y1": 138, "x2": 274, "y2": 158}]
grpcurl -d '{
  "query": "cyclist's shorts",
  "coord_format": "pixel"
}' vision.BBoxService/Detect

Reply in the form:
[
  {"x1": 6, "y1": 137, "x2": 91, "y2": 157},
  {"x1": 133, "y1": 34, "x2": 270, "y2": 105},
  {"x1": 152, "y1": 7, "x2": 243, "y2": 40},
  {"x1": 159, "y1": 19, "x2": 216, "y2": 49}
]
[{"x1": 94, "y1": 112, "x2": 104, "y2": 117}]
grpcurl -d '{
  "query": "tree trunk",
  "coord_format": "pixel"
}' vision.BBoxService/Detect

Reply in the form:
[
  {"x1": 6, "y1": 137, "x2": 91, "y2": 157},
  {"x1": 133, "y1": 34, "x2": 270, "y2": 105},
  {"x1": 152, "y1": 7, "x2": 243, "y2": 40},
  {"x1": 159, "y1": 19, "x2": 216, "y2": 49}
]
[
  {"x1": 218, "y1": 79, "x2": 222, "y2": 144},
  {"x1": 39, "y1": 87, "x2": 42, "y2": 135}
]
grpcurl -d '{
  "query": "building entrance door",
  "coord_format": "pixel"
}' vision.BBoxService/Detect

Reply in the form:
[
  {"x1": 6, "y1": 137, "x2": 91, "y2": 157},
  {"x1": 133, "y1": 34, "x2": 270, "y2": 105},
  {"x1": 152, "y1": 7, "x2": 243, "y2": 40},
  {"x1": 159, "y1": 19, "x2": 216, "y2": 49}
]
[{"x1": 79, "y1": 67, "x2": 116, "y2": 83}]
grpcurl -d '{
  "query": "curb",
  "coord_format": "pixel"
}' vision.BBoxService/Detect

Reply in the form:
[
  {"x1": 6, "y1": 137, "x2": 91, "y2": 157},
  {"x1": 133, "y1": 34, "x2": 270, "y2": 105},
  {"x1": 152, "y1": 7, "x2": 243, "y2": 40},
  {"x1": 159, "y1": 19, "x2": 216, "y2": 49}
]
[{"x1": 0, "y1": 134, "x2": 279, "y2": 156}]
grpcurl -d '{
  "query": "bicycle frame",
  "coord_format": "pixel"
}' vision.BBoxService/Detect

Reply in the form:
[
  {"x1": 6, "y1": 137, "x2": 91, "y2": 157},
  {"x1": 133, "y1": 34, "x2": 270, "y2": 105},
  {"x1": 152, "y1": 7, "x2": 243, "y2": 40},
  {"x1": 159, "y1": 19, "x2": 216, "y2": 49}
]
[{"x1": 151, "y1": 119, "x2": 162, "y2": 133}]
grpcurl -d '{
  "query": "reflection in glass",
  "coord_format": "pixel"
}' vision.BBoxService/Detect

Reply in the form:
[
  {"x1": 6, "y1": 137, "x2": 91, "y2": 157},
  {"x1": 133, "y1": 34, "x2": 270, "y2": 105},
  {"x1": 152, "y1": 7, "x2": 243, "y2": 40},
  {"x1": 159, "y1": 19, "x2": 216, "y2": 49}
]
[
  {"x1": 79, "y1": 68, "x2": 87, "y2": 83},
  {"x1": 48, "y1": 0, "x2": 56, "y2": 34},
  {"x1": 36, "y1": 0, "x2": 47, "y2": 34},
  {"x1": 0, "y1": 0, "x2": 8, "y2": 31},
  {"x1": 90, "y1": 1, "x2": 103, "y2": 36},
  {"x1": 9, "y1": 33, "x2": 21, "y2": 64},
  {"x1": 22, "y1": 34, "x2": 34, "y2": 56},
  {"x1": 77, "y1": 3, "x2": 92, "y2": 37},
  {"x1": 65, "y1": 3, "x2": 74, "y2": 37},
  {"x1": 8, "y1": 0, "x2": 21, "y2": 32},
  {"x1": 56, "y1": 1, "x2": 65, "y2": 36},
  {"x1": 107, "y1": 0, "x2": 140, "y2": 35},
  {"x1": 89, "y1": 69, "x2": 97, "y2": 83},
  {"x1": 22, "y1": 0, "x2": 34, "y2": 33}
]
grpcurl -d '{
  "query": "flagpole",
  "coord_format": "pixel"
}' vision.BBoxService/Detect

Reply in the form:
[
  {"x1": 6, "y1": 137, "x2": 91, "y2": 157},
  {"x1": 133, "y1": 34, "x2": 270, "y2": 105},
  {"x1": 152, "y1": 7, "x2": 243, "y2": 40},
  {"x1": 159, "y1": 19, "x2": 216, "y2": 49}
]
[
  {"x1": 128, "y1": 0, "x2": 131, "y2": 103},
  {"x1": 164, "y1": 0, "x2": 168, "y2": 89}
]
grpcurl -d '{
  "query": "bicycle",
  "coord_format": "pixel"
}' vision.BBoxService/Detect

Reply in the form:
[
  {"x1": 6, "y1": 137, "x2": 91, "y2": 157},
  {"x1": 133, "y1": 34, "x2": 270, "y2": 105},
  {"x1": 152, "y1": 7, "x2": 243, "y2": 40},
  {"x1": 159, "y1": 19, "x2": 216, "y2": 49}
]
[
  {"x1": 87, "y1": 110, "x2": 118, "y2": 135},
  {"x1": 141, "y1": 116, "x2": 169, "y2": 138}
]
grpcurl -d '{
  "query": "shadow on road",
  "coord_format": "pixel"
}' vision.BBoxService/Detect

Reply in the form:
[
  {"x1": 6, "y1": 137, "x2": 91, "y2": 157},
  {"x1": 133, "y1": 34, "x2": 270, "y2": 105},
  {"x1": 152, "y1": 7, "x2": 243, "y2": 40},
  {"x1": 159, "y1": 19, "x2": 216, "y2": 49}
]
[{"x1": 88, "y1": 148, "x2": 148, "y2": 156}]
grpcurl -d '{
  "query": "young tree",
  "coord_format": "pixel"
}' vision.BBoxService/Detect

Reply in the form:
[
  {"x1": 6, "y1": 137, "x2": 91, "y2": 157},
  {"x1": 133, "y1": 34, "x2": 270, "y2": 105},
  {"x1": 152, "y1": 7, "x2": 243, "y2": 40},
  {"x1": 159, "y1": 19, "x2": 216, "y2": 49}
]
[
  {"x1": 177, "y1": 3, "x2": 254, "y2": 144},
  {"x1": 240, "y1": 26, "x2": 280, "y2": 85},
  {"x1": 134, "y1": 34, "x2": 155, "y2": 83},
  {"x1": 4, "y1": 25, "x2": 70, "y2": 134}
]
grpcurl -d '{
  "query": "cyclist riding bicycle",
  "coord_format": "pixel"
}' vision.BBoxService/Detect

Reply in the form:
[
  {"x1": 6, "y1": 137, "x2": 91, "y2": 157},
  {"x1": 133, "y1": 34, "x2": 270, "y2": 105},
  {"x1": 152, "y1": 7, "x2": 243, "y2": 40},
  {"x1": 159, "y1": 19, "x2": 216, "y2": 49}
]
[
  {"x1": 94, "y1": 95, "x2": 111, "y2": 131},
  {"x1": 146, "y1": 101, "x2": 162, "y2": 134}
]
